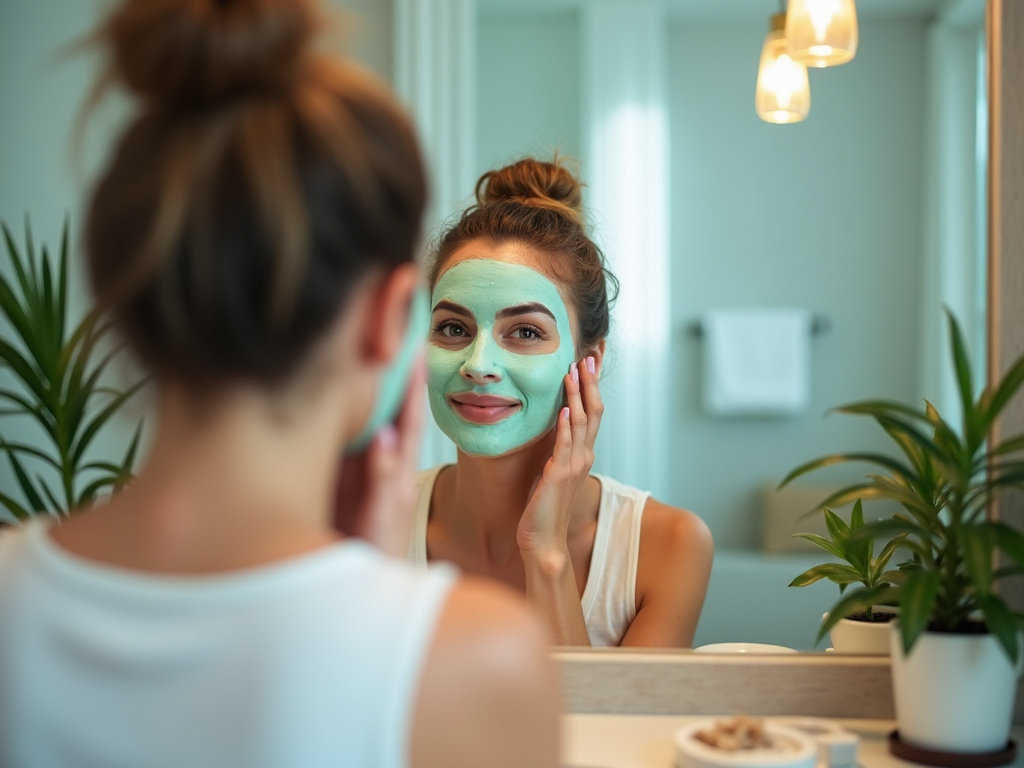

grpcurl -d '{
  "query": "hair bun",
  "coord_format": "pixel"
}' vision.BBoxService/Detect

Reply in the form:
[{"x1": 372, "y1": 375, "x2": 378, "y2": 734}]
[
  {"x1": 101, "y1": 0, "x2": 320, "y2": 108},
  {"x1": 476, "y1": 157, "x2": 585, "y2": 226}
]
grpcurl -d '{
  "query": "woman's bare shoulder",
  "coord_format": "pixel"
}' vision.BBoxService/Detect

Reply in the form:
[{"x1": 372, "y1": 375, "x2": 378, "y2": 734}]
[
  {"x1": 620, "y1": 499, "x2": 713, "y2": 647},
  {"x1": 410, "y1": 576, "x2": 560, "y2": 768},
  {"x1": 641, "y1": 497, "x2": 713, "y2": 556}
]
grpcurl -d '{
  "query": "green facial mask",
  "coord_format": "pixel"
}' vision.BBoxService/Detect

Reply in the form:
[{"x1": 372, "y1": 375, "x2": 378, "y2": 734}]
[
  {"x1": 427, "y1": 259, "x2": 575, "y2": 457},
  {"x1": 346, "y1": 288, "x2": 428, "y2": 453}
]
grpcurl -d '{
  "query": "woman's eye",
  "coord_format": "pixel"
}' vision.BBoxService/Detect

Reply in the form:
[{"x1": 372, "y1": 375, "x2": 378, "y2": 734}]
[
  {"x1": 511, "y1": 325, "x2": 543, "y2": 341},
  {"x1": 435, "y1": 321, "x2": 467, "y2": 338}
]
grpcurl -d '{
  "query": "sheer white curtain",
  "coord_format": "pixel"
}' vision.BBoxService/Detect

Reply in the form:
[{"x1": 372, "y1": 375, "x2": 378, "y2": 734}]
[
  {"x1": 918, "y1": 3, "x2": 987, "y2": 427},
  {"x1": 393, "y1": 0, "x2": 475, "y2": 469},
  {"x1": 582, "y1": 1, "x2": 672, "y2": 499}
]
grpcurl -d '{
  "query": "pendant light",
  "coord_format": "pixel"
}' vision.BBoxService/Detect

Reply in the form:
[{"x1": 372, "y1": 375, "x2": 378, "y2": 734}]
[
  {"x1": 755, "y1": 11, "x2": 810, "y2": 125},
  {"x1": 785, "y1": 0, "x2": 858, "y2": 68}
]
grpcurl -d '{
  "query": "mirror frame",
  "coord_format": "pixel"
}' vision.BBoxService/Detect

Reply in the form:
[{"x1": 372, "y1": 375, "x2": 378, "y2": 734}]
[{"x1": 988, "y1": 0, "x2": 1024, "y2": 727}]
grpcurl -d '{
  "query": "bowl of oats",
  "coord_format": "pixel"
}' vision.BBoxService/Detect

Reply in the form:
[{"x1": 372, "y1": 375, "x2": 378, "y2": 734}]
[{"x1": 674, "y1": 716, "x2": 817, "y2": 768}]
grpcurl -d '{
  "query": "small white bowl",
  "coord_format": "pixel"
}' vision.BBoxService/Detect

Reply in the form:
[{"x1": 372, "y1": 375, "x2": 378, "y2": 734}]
[
  {"x1": 692, "y1": 643, "x2": 798, "y2": 654},
  {"x1": 675, "y1": 721, "x2": 817, "y2": 768}
]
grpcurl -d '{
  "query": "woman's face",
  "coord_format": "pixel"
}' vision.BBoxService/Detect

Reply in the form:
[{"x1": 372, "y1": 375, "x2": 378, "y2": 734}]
[{"x1": 427, "y1": 241, "x2": 578, "y2": 457}]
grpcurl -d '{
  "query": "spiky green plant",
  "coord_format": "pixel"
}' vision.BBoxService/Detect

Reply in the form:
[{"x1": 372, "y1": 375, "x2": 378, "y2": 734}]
[
  {"x1": 781, "y1": 311, "x2": 1024, "y2": 663},
  {"x1": 0, "y1": 217, "x2": 146, "y2": 520},
  {"x1": 789, "y1": 499, "x2": 906, "y2": 622}
]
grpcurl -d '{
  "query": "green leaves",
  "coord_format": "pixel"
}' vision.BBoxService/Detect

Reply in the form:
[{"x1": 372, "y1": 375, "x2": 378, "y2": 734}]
[
  {"x1": 946, "y1": 311, "x2": 977, "y2": 450},
  {"x1": 783, "y1": 308, "x2": 1024, "y2": 664},
  {"x1": 977, "y1": 594, "x2": 1021, "y2": 663},
  {"x1": 789, "y1": 563, "x2": 862, "y2": 589},
  {"x1": 792, "y1": 532, "x2": 844, "y2": 560},
  {"x1": 898, "y1": 570, "x2": 940, "y2": 655},
  {"x1": 991, "y1": 522, "x2": 1024, "y2": 570},
  {"x1": 790, "y1": 499, "x2": 907, "y2": 598},
  {"x1": 0, "y1": 217, "x2": 146, "y2": 518},
  {"x1": 961, "y1": 524, "x2": 994, "y2": 597}
]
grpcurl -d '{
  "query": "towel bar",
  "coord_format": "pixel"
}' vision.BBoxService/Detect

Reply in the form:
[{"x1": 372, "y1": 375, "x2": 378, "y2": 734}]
[{"x1": 686, "y1": 314, "x2": 830, "y2": 338}]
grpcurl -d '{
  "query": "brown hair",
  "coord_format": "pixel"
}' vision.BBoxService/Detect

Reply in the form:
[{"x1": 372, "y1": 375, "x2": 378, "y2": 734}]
[
  {"x1": 428, "y1": 157, "x2": 617, "y2": 354},
  {"x1": 85, "y1": 0, "x2": 427, "y2": 390}
]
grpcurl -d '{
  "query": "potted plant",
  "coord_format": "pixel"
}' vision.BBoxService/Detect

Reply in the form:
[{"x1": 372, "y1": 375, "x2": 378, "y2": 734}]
[
  {"x1": 783, "y1": 312, "x2": 1024, "y2": 757},
  {"x1": 788, "y1": 499, "x2": 903, "y2": 654},
  {"x1": 0, "y1": 218, "x2": 146, "y2": 520}
]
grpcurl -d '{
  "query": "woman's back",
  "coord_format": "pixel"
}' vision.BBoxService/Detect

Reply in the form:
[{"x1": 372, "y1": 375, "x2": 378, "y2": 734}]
[
  {"x1": 0, "y1": 523, "x2": 456, "y2": 768},
  {"x1": 0, "y1": 521, "x2": 557, "y2": 768},
  {"x1": 0, "y1": 0, "x2": 560, "y2": 765}
]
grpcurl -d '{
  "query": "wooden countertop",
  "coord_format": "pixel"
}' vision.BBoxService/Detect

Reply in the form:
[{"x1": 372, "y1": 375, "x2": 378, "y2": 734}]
[{"x1": 561, "y1": 714, "x2": 1024, "y2": 768}]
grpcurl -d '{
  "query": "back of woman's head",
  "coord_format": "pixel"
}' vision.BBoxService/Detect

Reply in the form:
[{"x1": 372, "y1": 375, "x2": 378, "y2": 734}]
[
  {"x1": 87, "y1": 0, "x2": 427, "y2": 390},
  {"x1": 429, "y1": 157, "x2": 616, "y2": 354}
]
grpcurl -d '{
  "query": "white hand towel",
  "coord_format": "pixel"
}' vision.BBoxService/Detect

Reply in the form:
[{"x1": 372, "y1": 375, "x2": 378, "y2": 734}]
[{"x1": 702, "y1": 308, "x2": 812, "y2": 417}]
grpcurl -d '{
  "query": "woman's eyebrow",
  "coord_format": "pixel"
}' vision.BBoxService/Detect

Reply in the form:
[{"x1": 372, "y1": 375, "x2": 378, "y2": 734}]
[
  {"x1": 432, "y1": 299, "x2": 473, "y2": 317},
  {"x1": 496, "y1": 303, "x2": 557, "y2": 323}
]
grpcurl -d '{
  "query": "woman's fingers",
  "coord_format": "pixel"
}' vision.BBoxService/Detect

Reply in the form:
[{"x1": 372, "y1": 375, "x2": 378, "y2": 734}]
[
  {"x1": 367, "y1": 426, "x2": 400, "y2": 502},
  {"x1": 579, "y1": 355, "x2": 604, "y2": 450},
  {"x1": 551, "y1": 405, "x2": 572, "y2": 471},
  {"x1": 565, "y1": 363, "x2": 588, "y2": 469},
  {"x1": 396, "y1": 356, "x2": 427, "y2": 476},
  {"x1": 332, "y1": 453, "x2": 367, "y2": 536},
  {"x1": 343, "y1": 357, "x2": 426, "y2": 557},
  {"x1": 358, "y1": 426, "x2": 405, "y2": 555}
]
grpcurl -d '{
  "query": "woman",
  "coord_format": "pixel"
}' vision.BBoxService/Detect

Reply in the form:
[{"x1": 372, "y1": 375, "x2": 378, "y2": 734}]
[
  {"x1": 0, "y1": 2, "x2": 559, "y2": 767},
  {"x1": 412, "y1": 158, "x2": 714, "y2": 647}
]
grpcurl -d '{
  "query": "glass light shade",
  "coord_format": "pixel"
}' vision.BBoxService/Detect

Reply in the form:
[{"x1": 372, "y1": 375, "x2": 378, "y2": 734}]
[
  {"x1": 785, "y1": 0, "x2": 858, "y2": 68},
  {"x1": 755, "y1": 17, "x2": 810, "y2": 125}
]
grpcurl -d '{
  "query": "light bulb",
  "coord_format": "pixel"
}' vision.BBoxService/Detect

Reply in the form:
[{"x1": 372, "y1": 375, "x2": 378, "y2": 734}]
[
  {"x1": 756, "y1": 14, "x2": 810, "y2": 124},
  {"x1": 785, "y1": 0, "x2": 858, "y2": 68}
]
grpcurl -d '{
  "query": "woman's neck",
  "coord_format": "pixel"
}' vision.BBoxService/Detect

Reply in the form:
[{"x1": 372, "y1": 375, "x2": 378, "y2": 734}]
[
  {"x1": 51, "y1": 385, "x2": 350, "y2": 574},
  {"x1": 437, "y1": 432, "x2": 556, "y2": 566}
]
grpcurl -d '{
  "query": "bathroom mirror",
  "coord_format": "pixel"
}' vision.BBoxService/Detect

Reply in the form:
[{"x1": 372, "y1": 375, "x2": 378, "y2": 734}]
[
  {"x1": 404, "y1": 0, "x2": 990, "y2": 652},
  {"x1": 0, "y1": 0, "x2": 1000, "y2": 657}
]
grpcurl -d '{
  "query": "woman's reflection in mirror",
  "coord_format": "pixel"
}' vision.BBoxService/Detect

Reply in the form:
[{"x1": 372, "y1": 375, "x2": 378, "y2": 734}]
[{"x1": 414, "y1": 157, "x2": 714, "y2": 647}]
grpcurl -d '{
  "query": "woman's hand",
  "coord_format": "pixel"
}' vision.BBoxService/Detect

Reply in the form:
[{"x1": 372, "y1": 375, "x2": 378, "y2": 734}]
[
  {"x1": 516, "y1": 355, "x2": 604, "y2": 556},
  {"x1": 333, "y1": 358, "x2": 426, "y2": 558},
  {"x1": 516, "y1": 354, "x2": 603, "y2": 646}
]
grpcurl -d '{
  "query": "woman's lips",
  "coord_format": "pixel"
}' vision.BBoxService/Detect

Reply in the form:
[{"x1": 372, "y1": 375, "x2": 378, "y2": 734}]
[{"x1": 448, "y1": 393, "x2": 522, "y2": 424}]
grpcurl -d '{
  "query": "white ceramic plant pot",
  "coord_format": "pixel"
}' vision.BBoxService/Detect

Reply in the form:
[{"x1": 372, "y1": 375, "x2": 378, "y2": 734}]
[
  {"x1": 825, "y1": 609, "x2": 896, "y2": 654},
  {"x1": 890, "y1": 623, "x2": 1023, "y2": 753}
]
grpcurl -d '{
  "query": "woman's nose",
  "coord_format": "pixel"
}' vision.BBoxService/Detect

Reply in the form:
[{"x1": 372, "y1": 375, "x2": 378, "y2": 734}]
[{"x1": 460, "y1": 332, "x2": 502, "y2": 384}]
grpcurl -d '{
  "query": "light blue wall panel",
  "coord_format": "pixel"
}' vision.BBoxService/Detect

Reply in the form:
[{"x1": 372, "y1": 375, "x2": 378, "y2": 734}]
[
  {"x1": 667, "y1": 19, "x2": 928, "y2": 549},
  {"x1": 476, "y1": 11, "x2": 582, "y2": 178}
]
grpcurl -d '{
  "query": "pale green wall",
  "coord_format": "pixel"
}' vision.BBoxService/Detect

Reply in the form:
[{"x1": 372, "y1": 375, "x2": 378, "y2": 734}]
[
  {"x1": 0, "y1": 0, "x2": 392, "y2": 235},
  {"x1": 336, "y1": 0, "x2": 393, "y2": 83},
  {"x1": 476, "y1": 10, "x2": 582, "y2": 178},
  {"x1": 668, "y1": 19, "x2": 928, "y2": 549}
]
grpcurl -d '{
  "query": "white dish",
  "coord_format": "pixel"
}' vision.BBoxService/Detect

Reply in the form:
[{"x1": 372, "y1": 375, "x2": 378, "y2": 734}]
[
  {"x1": 692, "y1": 643, "x2": 798, "y2": 654},
  {"x1": 674, "y1": 721, "x2": 817, "y2": 768}
]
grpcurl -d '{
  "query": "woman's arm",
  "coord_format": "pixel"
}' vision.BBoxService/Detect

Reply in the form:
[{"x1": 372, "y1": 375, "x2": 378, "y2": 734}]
[
  {"x1": 618, "y1": 500, "x2": 714, "y2": 648},
  {"x1": 410, "y1": 578, "x2": 561, "y2": 768},
  {"x1": 516, "y1": 357, "x2": 603, "y2": 646},
  {"x1": 521, "y1": 541, "x2": 592, "y2": 646}
]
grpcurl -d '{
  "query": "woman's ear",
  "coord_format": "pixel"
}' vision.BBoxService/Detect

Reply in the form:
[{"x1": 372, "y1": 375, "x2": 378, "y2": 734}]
[
  {"x1": 365, "y1": 263, "x2": 419, "y2": 366},
  {"x1": 584, "y1": 340, "x2": 607, "y2": 377}
]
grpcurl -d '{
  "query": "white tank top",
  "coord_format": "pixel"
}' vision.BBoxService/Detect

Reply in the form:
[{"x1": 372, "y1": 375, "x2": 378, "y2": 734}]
[
  {"x1": 408, "y1": 466, "x2": 648, "y2": 647},
  {"x1": 0, "y1": 518, "x2": 457, "y2": 768}
]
